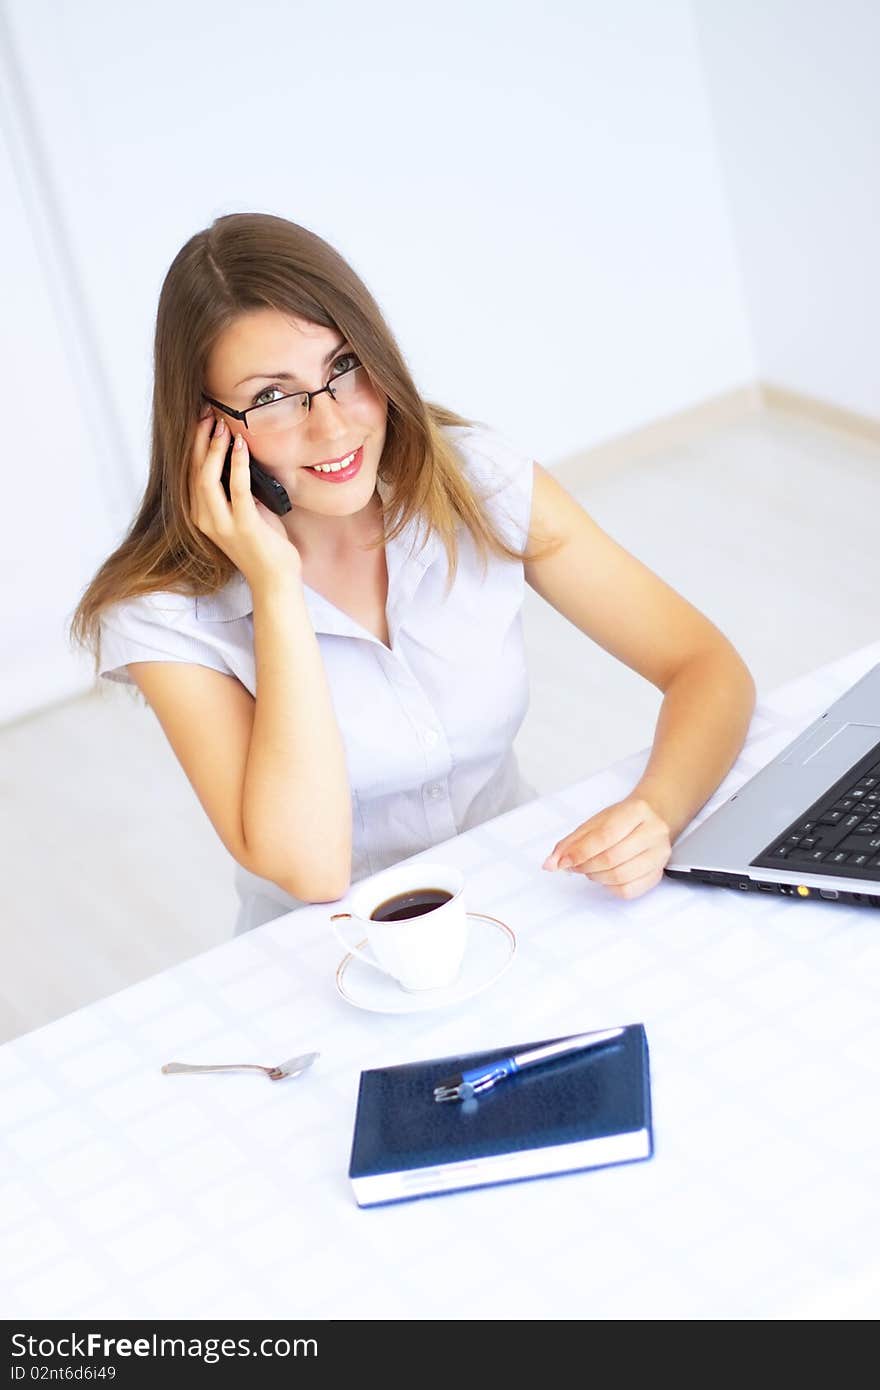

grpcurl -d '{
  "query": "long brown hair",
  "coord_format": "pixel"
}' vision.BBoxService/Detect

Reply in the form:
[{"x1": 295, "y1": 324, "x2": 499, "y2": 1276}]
[{"x1": 69, "y1": 212, "x2": 560, "y2": 679}]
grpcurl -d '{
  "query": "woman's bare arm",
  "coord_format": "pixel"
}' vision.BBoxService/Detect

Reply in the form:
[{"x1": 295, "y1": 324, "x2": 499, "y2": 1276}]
[{"x1": 128, "y1": 574, "x2": 351, "y2": 902}]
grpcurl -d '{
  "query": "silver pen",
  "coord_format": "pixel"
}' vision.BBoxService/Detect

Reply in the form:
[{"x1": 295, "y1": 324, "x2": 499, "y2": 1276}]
[{"x1": 433, "y1": 1027, "x2": 626, "y2": 1103}]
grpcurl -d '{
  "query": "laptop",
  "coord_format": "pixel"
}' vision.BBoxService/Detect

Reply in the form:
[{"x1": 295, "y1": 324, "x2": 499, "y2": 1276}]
[{"x1": 664, "y1": 663, "x2": 880, "y2": 907}]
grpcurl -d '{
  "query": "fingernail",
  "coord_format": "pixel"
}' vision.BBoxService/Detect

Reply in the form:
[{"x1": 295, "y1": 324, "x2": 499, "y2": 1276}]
[
  {"x1": 541, "y1": 856, "x2": 555, "y2": 871},
  {"x1": 235, "y1": 432, "x2": 244, "y2": 450}
]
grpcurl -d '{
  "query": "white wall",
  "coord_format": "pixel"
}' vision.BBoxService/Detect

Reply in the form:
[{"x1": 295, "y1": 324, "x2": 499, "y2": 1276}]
[
  {"x1": 4, "y1": 0, "x2": 752, "y2": 474},
  {"x1": 694, "y1": 0, "x2": 880, "y2": 418},
  {"x1": 1, "y1": 0, "x2": 874, "y2": 721},
  {"x1": 0, "y1": 19, "x2": 124, "y2": 722}
]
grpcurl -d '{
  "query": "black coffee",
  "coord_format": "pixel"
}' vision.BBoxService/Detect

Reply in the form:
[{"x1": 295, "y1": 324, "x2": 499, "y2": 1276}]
[{"x1": 370, "y1": 888, "x2": 453, "y2": 922}]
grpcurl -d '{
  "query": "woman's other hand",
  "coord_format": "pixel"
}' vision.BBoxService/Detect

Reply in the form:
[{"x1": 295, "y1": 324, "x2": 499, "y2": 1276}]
[{"x1": 542, "y1": 795, "x2": 672, "y2": 899}]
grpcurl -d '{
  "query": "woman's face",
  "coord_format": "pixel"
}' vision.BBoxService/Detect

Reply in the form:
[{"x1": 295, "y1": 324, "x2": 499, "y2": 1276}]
[{"x1": 203, "y1": 307, "x2": 388, "y2": 520}]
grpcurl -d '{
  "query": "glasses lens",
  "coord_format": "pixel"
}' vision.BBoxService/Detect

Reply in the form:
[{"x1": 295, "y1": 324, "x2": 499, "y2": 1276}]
[
  {"x1": 328, "y1": 363, "x2": 366, "y2": 402},
  {"x1": 247, "y1": 365, "x2": 367, "y2": 436},
  {"x1": 248, "y1": 392, "x2": 310, "y2": 437}
]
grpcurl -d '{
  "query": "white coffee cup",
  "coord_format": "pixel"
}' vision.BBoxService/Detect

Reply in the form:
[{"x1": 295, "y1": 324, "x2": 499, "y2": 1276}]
[{"x1": 330, "y1": 862, "x2": 467, "y2": 992}]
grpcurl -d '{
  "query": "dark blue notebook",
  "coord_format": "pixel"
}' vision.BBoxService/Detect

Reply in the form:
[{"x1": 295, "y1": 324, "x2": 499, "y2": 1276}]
[{"x1": 349, "y1": 1023, "x2": 652, "y2": 1206}]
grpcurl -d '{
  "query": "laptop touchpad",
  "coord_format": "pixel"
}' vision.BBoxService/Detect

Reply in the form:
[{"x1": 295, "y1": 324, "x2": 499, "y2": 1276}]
[{"x1": 783, "y1": 721, "x2": 880, "y2": 768}]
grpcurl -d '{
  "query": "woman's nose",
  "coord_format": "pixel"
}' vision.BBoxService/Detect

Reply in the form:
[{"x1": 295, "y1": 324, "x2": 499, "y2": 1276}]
[{"x1": 307, "y1": 389, "x2": 349, "y2": 440}]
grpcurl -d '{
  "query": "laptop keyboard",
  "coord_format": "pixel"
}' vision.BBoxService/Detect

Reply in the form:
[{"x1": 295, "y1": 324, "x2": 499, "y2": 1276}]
[{"x1": 751, "y1": 751, "x2": 880, "y2": 881}]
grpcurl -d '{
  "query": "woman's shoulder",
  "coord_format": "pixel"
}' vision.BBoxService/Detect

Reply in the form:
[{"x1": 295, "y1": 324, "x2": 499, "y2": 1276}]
[
  {"x1": 101, "y1": 587, "x2": 198, "y2": 635},
  {"x1": 101, "y1": 572, "x2": 252, "y2": 632},
  {"x1": 97, "y1": 580, "x2": 248, "y2": 687}
]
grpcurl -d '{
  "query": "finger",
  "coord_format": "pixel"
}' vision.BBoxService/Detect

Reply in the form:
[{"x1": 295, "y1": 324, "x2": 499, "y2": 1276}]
[
  {"x1": 192, "y1": 417, "x2": 237, "y2": 534},
  {"x1": 197, "y1": 410, "x2": 220, "y2": 447},
  {"x1": 192, "y1": 414, "x2": 226, "y2": 488},
  {"x1": 227, "y1": 432, "x2": 255, "y2": 510},
  {"x1": 604, "y1": 866, "x2": 666, "y2": 901},
  {"x1": 567, "y1": 823, "x2": 670, "y2": 874},
  {"x1": 205, "y1": 415, "x2": 230, "y2": 477},
  {"x1": 576, "y1": 799, "x2": 661, "y2": 863},
  {"x1": 544, "y1": 801, "x2": 651, "y2": 870},
  {"x1": 190, "y1": 411, "x2": 218, "y2": 470},
  {"x1": 579, "y1": 845, "x2": 667, "y2": 888},
  {"x1": 189, "y1": 413, "x2": 217, "y2": 514},
  {"x1": 201, "y1": 416, "x2": 233, "y2": 500},
  {"x1": 542, "y1": 817, "x2": 607, "y2": 870}
]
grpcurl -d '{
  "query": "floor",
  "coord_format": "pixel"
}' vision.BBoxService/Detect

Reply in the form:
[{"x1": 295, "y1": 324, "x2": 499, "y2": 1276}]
[{"x1": 3, "y1": 407, "x2": 878, "y2": 1043}]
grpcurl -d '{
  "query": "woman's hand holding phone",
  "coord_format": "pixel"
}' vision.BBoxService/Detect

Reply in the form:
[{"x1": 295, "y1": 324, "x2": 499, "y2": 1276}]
[{"x1": 189, "y1": 413, "x2": 302, "y2": 591}]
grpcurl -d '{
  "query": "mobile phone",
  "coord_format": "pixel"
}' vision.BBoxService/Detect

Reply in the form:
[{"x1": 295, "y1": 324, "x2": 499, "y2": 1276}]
[{"x1": 220, "y1": 442, "x2": 292, "y2": 516}]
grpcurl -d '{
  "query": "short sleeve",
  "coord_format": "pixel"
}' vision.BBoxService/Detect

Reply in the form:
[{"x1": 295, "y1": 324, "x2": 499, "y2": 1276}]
[
  {"x1": 98, "y1": 592, "x2": 234, "y2": 687},
  {"x1": 448, "y1": 425, "x2": 535, "y2": 551}
]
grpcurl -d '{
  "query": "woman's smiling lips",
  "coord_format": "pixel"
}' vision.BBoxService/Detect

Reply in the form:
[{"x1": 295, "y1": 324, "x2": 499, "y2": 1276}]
[{"x1": 302, "y1": 444, "x2": 364, "y2": 482}]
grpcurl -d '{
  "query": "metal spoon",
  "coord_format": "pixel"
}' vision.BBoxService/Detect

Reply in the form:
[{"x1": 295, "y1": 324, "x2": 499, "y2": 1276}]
[{"x1": 161, "y1": 1051, "x2": 319, "y2": 1082}]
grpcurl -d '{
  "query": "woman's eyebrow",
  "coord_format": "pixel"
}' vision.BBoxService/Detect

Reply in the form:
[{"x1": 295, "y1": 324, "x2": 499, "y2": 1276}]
[{"x1": 233, "y1": 336, "x2": 348, "y2": 390}]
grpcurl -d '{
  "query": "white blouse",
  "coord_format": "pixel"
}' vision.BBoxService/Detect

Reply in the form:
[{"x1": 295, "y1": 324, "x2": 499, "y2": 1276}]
[{"x1": 98, "y1": 424, "x2": 537, "y2": 934}]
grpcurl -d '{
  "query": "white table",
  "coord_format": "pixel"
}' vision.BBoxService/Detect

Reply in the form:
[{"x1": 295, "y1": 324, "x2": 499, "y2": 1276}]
[{"x1": 4, "y1": 643, "x2": 880, "y2": 1321}]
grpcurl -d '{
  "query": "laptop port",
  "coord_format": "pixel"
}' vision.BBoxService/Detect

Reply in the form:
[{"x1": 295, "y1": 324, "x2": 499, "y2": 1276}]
[
  {"x1": 819, "y1": 890, "x2": 839, "y2": 901},
  {"x1": 757, "y1": 883, "x2": 778, "y2": 893}
]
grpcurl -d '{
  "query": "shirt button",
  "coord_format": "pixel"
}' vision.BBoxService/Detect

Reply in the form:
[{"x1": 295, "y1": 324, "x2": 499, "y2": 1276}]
[
  {"x1": 422, "y1": 729, "x2": 439, "y2": 748},
  {"x1": 427, "y1": 784, "x2": 444, "y2": 799}
]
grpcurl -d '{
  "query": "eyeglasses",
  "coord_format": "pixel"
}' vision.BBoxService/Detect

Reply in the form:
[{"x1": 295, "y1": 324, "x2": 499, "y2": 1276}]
[{"x1": 202, "y1": 356, "x2": 369, "y2": 439}]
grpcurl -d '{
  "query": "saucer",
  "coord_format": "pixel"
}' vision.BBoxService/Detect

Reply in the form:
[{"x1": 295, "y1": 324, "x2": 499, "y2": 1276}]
[{"x1": 335, "y1": 911, "x2": 516, "y2": 1014}]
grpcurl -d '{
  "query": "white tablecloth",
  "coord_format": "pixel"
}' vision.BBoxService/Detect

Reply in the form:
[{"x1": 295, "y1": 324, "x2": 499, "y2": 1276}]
[{"x1": 3, "y1": 642, "x2": 880, "y2": 1320}]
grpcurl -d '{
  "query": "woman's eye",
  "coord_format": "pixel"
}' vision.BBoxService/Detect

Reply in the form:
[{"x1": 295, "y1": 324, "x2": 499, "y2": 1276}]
[
  {"x1": 251, "y1": 384, "x2": 285, "y2": 408},
  {"x1": 249, "y1": 354, "x2": 359, "y2": 408},
  {"x1": 331, "y1": 351, "x2": 360, "y2": 376}
]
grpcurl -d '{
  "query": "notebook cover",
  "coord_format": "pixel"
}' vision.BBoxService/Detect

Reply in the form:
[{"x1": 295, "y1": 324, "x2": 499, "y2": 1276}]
[{"x1": 349, "y1": 1023, "x2": 652, "y2": 1206}]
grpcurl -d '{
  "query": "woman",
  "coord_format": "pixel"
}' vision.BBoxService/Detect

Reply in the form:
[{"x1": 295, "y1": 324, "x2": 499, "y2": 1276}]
[{"x1": 70, "y1": 212, "x2": 755, "y2": 935}]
